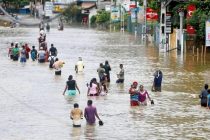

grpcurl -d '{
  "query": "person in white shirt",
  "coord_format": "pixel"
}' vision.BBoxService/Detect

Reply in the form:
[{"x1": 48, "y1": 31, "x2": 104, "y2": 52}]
[
  {"x1": 48, "y1": 55, "x2": 56, "y2": 68},
  {"x1": 75, "y1": 57, "x2": 84, "y2": 73}
]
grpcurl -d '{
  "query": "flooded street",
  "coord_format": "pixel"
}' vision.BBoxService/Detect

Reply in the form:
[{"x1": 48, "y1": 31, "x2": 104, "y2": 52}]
[{"x1": 1, "y1": 27, "x2": 210, "y2": 140}]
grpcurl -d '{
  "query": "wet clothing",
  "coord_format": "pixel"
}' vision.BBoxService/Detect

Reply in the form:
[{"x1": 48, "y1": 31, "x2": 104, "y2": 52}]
[
  {"x1": 75, "y1": 60, "x2": 84, "y2": 73},
  {"x1": 84, "y1": 105, "x2": 97, "y2": 124},
  {"x1": 103, "y1": 64, "x2": 111, "y2": 82},
  {"x1": 200, "y1": 89, "x2": 208, "y2": 107},
  {"x1": 71, "y1": 108, "x2": 83, "y2": 127},
  {"x1": 67, "y1": 90, "x2": 77, "y2": 96},
  {"x1": 12, "y1": 47, "x2": 19, "y2": 61},
  {"x1": 100, "y1": 85, "x2": 107, "y2": 96},
  {"x1": 49, "y1": 47, "x2": 57, "y2": 56},
  {"x1": 154, "y1": 70, "x2": 163, "y2": 92},
  {"x1": 8, "y1": 47, "x2": 14, "y2": 59},
  {"x1": 116, "y1": 68, "x2": 124, "y2": 83},
  {"x1": 67, "y1": 80, "x2": 76, "y2": 90},
  {"x1": 129, "y1": 87, "x2": 139, "y2": 106},
  {"x1": 39, "y1": 35, "x2": 46, "y2": 43},
  {"x1": 48, "y1": 56, "x2": 55, "y2": 68},
  {"x1": 88, "y1": 83, "x2": 98, "y2": 96},
  {"x1": 55, "y1": 70, "x2": 61, "y2": 75},
  {"x1": 46, "y1": 24, "x2": 50, "y2": 32},
  {"x1": 38, "y1": 50, "x2": 45, "y2": 63},
  {"x1": 138, "y1": 90, "x2": 149, "y2": 105},
  {"x1": 207, "y1": 94, "x2": 210, "y2": 108},
  {"x1": 31, "y1": 49, "x2": 37, "y2": 61},
  {"x1": 53, "y1": 60, "x2": 64, "y2": 75},
  {"x1": 97, "y1": 67, "x2": 105, "y2": 82},
  {"x1": 116, "y1": 79, "x2": 124, "y2": 83},
  {"x1": 20, "y1": 49, "x2": 27, "y2": 63},
  {"x1": 25, "y1": 46, "x2": 31, "y2": 59}
]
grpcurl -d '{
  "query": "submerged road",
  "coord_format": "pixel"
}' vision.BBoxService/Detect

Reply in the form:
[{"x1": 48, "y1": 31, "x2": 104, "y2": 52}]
[{"x1": 0, "y1": 27, "x2": 210, "y2": 139}]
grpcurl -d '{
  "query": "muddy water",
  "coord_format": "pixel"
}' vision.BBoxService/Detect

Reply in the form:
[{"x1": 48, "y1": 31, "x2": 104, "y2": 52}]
[{"x1": 0, "y1": 27, "x2": 210, "y2": 140}]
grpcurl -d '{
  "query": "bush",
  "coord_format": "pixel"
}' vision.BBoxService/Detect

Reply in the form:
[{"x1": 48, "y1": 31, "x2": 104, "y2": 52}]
[
  {"x1": 96, "y1": 10, "x2": 110, "y2": 24},
  {"x1": 62, "y1": 3, "x2": 82, "y2": 23},
  {"x1": 90, "y1": 15, "x2": 96, "y2": 25}
]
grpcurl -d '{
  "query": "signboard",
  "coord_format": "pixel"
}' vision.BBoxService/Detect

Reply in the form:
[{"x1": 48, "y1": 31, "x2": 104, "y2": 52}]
[
  {"x1": 111, "y1": 6, "x2": 120, "y2": 22},
  {"x1": 206, "y1": 20, "x2": 210, "y2": 47},
  {"x1": 122, "y1": 0, "x2": 130, "y2": 12},
  {"x1": 52, "y1": 0, "x2": 72, "y2": 4},
  {"x1": 166, "y1": 12, "x2": 172, "y2": 34},
  {"x1": 137, "y1": 6, "x2": 144, "y2": 23},
  {"x1": 130, "y1": 8, "x2": 136, "y2": 23},
  {"x1": 129, "y1": 1, "x2": 137, "y2": 9},
  {"x1": 187, "y1": 4, "x2": 196, "y2": 34},
  {"x1": 105, "y1": 5, "x2": 111, "y2": 12},
  {"x1": 146, "y1": 8, "x2": 158, "y2": 24},
  {"x1": 45, "y1": 2, "x2": 53, "y2": 17}
]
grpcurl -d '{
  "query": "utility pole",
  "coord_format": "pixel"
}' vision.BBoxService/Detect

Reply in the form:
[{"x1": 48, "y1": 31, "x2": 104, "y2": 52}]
[
  {"x1": 134, "y1": 0, "x2": 137, "y2": 37},
  {"x1": 159, "y1": 0, "x2": 167, "y2": 52},
  {"x1": 179, "y1": 11, "x2": 184, "y2": 53},
  {"x1": 110, "y1": 0, "x2": 112, "y2": 32},
  {"x1": 142, "y1": 0, "x2": 147, "y2": 43}
]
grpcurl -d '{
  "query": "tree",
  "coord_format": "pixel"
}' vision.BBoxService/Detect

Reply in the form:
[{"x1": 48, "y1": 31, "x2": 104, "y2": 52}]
[
  {"x1": 2, "y1": 0, "x2": 30, "y2": 9},
  {"x1": 62, "y1": 3, "x2": 82, "y2": 23},
  {"x1": 188, "y1": 1, "x2": 210, "y2": 46},
  {"x1": 96, "y1": 10, "x2": 110, "y2": 24}
]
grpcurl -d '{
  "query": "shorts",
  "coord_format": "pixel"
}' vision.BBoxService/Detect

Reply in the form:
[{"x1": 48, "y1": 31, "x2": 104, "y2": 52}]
[
  {"x1": 99, "y1": 76, "x2": 105, "y2": 82},
  {"x1": 55, "y1": 70, "x2": 61, "y2": 75},
  {"x1": 201, "y1": 103, "x2": 207, "y2": 107},
  {"x1": 73, "y1": 124, "x2": 81, "y2": 127},
  {"x1": 10, "y1": 55, "x2": 13, "y2": 59},
  {"x1": 130, "y1": 100, "x2": 139, "y2": 106},
  {"x1": 89, "y1": 94, "x2": 99, "y2": 96},
  {"x1": 116, "y1": 79, "x2": 124, "y2": 83},
  {"x1": 139, "y1": 100, "x2": 147, "y2": 106},
  {"x1": 39, "y1": 59, "x2": 45, "y2": 63},
  {"x1": 20, "y1": 57, "x2": 26, "y2": 63},
  {"x1": 13, "y1": 55, "x2": 19, "y2": 61},
  {"x1": 67, "y1": 90, "x2": 76, "y2": 96},
  {"x1": 154, "y1": 86, "x2": 161, "y2": 92}
]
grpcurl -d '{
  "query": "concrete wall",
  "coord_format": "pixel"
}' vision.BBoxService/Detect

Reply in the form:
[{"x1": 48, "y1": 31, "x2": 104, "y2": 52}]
[{"x1": 169, "y1": 29, "x2": 177, "y2": 51}]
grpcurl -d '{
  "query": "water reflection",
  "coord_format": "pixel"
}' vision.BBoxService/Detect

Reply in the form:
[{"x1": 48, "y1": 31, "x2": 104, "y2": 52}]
[
  {"x1": 70, "y1": 127, "x2": 82, "y2": 140},
  {"x1": 84, "y1": 125, "x2": 96, "y2": 139}
]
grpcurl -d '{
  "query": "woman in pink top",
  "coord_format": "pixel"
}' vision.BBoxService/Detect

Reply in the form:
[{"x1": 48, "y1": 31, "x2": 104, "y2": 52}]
[
  {"x1": 87, "y1": 78, "x2": 100, "y2": 96},
  {"x1": 138, "y1": 85, "x2": 151, "y2": 106}
]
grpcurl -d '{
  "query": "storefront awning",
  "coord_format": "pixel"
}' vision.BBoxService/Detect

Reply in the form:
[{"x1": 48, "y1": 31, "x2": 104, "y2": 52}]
[{"x1": 81, "y1": 2, "x2": 96, "y2": 9}]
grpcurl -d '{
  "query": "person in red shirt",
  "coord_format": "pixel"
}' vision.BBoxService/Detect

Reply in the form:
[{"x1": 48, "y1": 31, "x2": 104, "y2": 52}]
[{"x1": 24, "y1": 43, "x2": 31, "y2": 59}]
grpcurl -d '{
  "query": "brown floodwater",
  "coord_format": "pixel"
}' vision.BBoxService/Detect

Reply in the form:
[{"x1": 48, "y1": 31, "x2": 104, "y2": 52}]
[{"x1": 0, "y1": 27, "x2": 210, "y2": 140}]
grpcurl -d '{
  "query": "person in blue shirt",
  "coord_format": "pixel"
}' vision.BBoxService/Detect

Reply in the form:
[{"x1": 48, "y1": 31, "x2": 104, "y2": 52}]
[
  {"x1": 153, "y1": 70, "x2": 163, "y2": 92},
  {"x1": 199, "y1": 84, "x2": 208, "y2": 107},
  {"x1": 206, "y1": 89, "x2": 210, "y2": 109}
]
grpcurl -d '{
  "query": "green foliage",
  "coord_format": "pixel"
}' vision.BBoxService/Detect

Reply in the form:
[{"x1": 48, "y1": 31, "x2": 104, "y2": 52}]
[
  {"x1": 3, "y1": 0, "x2": 30, "y2": 8},
  {"x1": 148, "y1": 0, "x2": 160, "y2": 11},
  {"x1": 189, "y1": 8, "x2": 210, "y2": 45},
  {"x1": 90, "y1": 15, "x2": 96, "y2": 25},
  {"x1": 168, "y1": 0, "x2": 210, "y2": 45},
  {"x1": 62, "y1": 3, "x2": 82, "y2": 23},
  {"x1": 96, "y1": 10, "x2": 110, "y2": 24}
]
